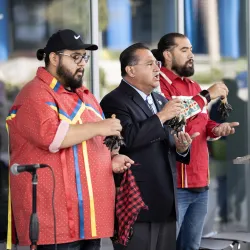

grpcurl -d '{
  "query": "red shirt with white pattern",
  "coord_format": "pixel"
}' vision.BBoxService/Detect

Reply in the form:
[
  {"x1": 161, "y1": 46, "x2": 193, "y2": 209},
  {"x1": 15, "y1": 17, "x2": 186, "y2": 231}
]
[
  {"x1": 159, "y1": 67, "x2": 219, "y2": 188},
  {"x1": 7, "y1": 67, "x2": 115, "y2": 245}
]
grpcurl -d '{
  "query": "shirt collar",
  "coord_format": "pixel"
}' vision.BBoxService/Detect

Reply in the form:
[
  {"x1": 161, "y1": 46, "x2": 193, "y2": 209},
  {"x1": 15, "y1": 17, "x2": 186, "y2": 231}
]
[
  {"x1": 123, "y1": 78, "x2": 151, "y2": 101},
  {"x1": 36, "y1": 67, "x2": 89, "y2": 95},
  {"x1": 160, "y1": 67, "x2": 179, "y2": 82}
]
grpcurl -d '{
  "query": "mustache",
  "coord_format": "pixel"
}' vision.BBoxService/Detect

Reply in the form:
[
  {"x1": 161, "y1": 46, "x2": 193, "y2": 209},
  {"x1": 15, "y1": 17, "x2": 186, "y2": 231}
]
[
  {"x1": 186, "y1": 59, "x2": 194, "y2": 65},
  {"x1": 75, "y1": 68, "x2": 84, "y2": 75}
]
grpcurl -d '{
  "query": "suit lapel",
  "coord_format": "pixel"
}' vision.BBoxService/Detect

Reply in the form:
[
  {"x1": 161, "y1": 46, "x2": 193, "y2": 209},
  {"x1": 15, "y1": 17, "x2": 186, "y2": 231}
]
[
  {"x1": 132, "y1": 94, "x2": 153, "y2": 117},
  {"x1": 151, "y1": 92, "x2": 173, "y2": 143},
  {"x1": 119, "y1": 80, "x2": 153, "y2": 117},
  {"x1": 152, "y1": 92, "x2": 165, "y2": 112}
]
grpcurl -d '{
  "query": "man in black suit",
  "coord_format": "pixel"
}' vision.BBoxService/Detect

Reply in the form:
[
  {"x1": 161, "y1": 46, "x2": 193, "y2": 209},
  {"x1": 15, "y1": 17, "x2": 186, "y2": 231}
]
[{"x1": 100, "y1": 43, "x2": 199, "y2": 250}]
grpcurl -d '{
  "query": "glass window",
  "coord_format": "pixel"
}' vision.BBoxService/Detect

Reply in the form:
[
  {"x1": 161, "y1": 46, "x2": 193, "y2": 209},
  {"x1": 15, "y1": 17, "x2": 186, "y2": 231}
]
[
  {"x1": 99, "y1": 0, "x2": 177, "y2": 97},
  {"x1": 10, "y1": 0, "x2": 91, "y2": 51},
  {"x1": 7, "y1": 0, "x2": 92, "y2": 88}
]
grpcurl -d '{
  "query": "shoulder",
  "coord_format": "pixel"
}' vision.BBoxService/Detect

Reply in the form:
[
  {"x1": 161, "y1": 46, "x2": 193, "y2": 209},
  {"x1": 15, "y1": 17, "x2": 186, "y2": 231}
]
[
  {"x1": 16, "y1": 77, "x2": 53, "y2": 103},
  {"x1": 187, "y1": 78, "x2": 202, "y2": 91},
  {"x1": 11, "y1": 79, "x2": 60, "y2": 119},
  {"x1": 101, "y1": 91, "x2": 122, "y2": 112},
  {"x1": 100, "y1": 86, "x2": 129, "y2": 118},
  {"x1": 101, "y1": 85, "x2": 125, "y2": 105}
]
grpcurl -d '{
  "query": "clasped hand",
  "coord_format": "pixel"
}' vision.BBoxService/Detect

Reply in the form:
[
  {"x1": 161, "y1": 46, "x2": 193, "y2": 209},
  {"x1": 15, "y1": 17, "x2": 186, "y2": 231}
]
[{"x1": 112, "y1": 154, "x2": 134, "y2": 173}]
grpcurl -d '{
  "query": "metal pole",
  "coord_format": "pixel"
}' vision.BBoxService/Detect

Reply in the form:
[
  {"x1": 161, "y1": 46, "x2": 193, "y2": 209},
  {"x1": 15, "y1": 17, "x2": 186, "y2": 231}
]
[
  {"x1": 90, "y1": 0, "x2": 100, "y2": 101},
  {"x1": 29, "y1": 170, "x2": 39, "y2": 250},
  {"x1": 246, "y1": 0, "x2": 250, "y2": 232},
  {"x1": 176, "y1": 0, "x2": 185, "y2": 33}
]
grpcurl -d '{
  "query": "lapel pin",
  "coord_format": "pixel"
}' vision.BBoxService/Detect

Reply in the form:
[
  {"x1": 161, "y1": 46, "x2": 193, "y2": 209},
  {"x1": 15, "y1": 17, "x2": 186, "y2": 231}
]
[{"x1": 158, "y1": 100, "x2": 162, "y2": 105}]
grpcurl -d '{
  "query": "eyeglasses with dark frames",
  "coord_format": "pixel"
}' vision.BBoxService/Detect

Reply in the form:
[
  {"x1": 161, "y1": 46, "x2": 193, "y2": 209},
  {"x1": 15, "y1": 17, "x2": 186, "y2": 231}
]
[{"x1": 57, "y1": 52, "x2": 90, "y2": 64}]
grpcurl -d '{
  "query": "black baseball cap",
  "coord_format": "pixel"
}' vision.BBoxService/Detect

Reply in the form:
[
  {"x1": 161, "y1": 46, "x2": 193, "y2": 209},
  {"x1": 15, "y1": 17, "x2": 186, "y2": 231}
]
[{"x1": 37, "y1": 29, "x2": 98, "y2": 60}]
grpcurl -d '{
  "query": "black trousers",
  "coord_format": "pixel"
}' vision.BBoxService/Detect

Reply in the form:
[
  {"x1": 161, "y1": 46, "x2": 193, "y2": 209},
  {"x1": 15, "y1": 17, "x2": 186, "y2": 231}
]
[
  {"x1": 37, "y1": 239, "x2": 101, "y2": 250},
  {"x1": 113, "y1": 220, "x2": 176, "y2": 250}
]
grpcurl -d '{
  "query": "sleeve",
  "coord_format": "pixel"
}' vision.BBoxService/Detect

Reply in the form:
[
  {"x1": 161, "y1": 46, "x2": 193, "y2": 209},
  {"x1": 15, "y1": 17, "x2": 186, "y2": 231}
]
[
  {"x1": 206, "y1": 118, "x2": 220, "y2": 140},
  {"x1": 9, "y1": 95, "x2": 68, "y2": 151},
  {"x1": 175, "y1": 149, "x2": 190, "y2": 164},
  {"x1": 160, "y1": 78, "x2": 207, "y2": 118},
  {"x1": 191, "y1": 83, "x2": 207, "y2": 110},
  {"x1": 49, "y1": 120, "x2": 69, "y2": 152},
  {"x1": 100, "y1": 95, "x2": 168, "y2": 150},
  {"x1": 176, "y1": 147, "x2": 189, "y2": 157}
]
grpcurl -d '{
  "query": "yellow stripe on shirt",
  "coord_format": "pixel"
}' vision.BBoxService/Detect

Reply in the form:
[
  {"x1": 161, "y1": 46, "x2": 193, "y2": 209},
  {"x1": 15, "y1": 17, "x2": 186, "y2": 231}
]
[
  {"x1": 6, "y1": 124, "x2": 12, "y2": 250},
  {"x1": 71, "y1": 103, "x2": 85, "y2": 124},
  {"x1": 49, "y1": 78, "x2": 58, "y2": 90},
  {"x1": 78, "y1": 119, "x2": 97, "y2": 237},
  {"x1": 85, "y1": 106, "x2": 104, "y2": 120}
]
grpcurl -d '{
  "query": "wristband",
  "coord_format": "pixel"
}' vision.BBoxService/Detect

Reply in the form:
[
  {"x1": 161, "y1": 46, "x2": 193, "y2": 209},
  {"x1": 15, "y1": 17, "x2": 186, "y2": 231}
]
[{"x1": 200, "y1": 90, "x2": 211, "y2": 103}]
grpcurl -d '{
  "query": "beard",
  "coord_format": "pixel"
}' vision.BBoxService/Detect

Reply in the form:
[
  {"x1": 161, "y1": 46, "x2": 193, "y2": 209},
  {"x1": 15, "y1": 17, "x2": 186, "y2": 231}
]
[
  {"x1": 56, "y1": 60, "x2": 84, "y2": 91},
  {"x1": 172, "y1": 59, "x2": 194, "y2": 77}
]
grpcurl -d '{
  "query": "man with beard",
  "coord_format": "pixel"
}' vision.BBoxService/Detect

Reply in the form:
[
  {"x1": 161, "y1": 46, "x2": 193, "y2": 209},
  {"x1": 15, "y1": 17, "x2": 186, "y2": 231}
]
[
  {"x1": 6, "y1": 29, "x2": 134, "y2": 250},
  {"x1": 152, "y1": 33, "x2": 239, "y2": 250}
]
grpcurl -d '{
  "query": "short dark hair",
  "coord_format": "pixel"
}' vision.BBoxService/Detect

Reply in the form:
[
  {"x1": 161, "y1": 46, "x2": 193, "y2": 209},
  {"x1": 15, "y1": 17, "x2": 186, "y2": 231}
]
[
  {"x1": 120, "y1": 43, "x2": 150, "y2": 77},
  {"x1": 151, "y1": 33, "x2": 186, "y2": 65}
]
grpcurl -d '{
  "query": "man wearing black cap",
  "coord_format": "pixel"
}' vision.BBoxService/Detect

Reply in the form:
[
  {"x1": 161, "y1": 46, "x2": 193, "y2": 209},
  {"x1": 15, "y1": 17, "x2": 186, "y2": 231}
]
[{"x1": 6, "y1": 29, "x2": 133, "y2": 250}]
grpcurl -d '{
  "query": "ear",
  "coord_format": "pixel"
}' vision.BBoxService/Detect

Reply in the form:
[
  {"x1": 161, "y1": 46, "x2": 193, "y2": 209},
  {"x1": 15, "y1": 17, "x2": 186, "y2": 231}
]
[
  {"x1": 163, "y1": 50, "x2": 172, "y2": 63},
  {"x1": 125, "y1": 65, "x2": 135, "y2": 77},
  {"x1": 49, "y1": 52, "x2": 59, "y2": 67}
]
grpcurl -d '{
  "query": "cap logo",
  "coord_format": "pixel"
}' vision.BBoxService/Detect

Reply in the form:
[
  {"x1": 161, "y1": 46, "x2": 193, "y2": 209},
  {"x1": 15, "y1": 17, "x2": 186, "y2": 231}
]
[{"x1": 74, "y1": 35, "x2": 80, "y2": 39}]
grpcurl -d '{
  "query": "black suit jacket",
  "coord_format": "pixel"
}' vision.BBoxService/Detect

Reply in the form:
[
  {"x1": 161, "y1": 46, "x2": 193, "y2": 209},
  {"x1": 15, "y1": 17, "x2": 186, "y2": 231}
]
[{"x1": 100, "y1": 80, "x2": 190, "y2": 222}]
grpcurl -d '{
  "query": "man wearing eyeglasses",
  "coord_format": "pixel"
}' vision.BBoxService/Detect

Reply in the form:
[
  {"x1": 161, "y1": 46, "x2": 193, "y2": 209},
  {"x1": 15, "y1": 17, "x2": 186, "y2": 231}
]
[
  {"x1": 100, "y1": 43, "x2": 200, "y2": 250},
  {"x1": 6, "y1": 29, "x2": 134, "y2": 250}
]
